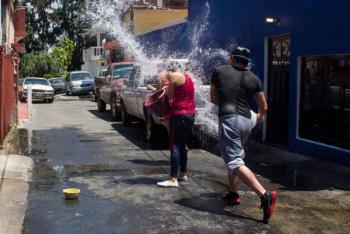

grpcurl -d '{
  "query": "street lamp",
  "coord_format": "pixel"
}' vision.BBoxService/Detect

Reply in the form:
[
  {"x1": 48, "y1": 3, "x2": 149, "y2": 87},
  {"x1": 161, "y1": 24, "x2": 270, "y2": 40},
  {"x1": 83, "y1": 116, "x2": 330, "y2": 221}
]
[{"x1": 266, "y1": 17, "x2": 280, "y2": 25}]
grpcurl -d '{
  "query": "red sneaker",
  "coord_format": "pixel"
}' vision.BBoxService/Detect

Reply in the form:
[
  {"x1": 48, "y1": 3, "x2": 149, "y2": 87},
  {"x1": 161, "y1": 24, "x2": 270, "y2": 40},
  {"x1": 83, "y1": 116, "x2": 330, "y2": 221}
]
[{"x1": 260, "y1": 191, "x2": 277, "y2": 224}]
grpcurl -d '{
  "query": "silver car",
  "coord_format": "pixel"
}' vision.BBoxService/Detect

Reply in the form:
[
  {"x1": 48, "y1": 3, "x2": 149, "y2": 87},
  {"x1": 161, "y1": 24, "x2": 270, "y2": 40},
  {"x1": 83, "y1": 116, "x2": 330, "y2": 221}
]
[{"x1": 65, "y1": 71, "x2": 94, "y2": 95}]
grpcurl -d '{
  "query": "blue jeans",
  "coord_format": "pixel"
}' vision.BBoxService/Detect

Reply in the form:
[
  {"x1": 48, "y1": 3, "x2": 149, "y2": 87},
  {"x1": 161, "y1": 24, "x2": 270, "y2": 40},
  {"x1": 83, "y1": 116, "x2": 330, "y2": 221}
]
[{"x1": 169, "y1": 114, "x2": 195, "y2": 178}]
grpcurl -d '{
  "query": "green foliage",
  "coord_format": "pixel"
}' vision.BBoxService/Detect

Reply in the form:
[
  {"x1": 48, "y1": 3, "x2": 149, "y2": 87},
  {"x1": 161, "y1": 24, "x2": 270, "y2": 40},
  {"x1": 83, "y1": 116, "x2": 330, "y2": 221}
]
[
  {"x1": 23, "y1": 0, "x2": 90, "y2": 69},
  {"x1": 43, "y1": 74, "x2": 53, "y2": 79},
  {"x1": 51, "y1": 38, "x2": 75, "y2": 69},
  {"x1": 20, "y1": 38, "x2": 76, "y2": 78}
]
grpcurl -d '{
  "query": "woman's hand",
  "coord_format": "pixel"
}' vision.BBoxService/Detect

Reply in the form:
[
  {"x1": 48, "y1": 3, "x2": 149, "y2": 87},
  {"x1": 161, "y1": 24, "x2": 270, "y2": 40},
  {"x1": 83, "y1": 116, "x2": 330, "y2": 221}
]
[{"x1": 147, "y1": 85, "x2": 157, "y2": 92}]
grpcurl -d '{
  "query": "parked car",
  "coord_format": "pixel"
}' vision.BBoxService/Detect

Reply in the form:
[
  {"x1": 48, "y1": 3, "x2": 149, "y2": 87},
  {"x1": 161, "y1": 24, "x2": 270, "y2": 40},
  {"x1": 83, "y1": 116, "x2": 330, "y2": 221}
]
[
  {"x1": 94, "y1": 67, "x2": 108, "y2": 101},
  {"x1": 65, "y1": 71, "x2": 94, "y2": 95},
  {"x1": 119, "y1": 60, "x2": 211, "y2": 142},
  {"x1": 49, "y1": 77, "x2": 66, "y2": 94},
  {"x1": 95, "y1": 62, "x2": 134, "y2": 120},
  {"x1": 21, "y1": 77, "x2": 55, "y2": 103}
]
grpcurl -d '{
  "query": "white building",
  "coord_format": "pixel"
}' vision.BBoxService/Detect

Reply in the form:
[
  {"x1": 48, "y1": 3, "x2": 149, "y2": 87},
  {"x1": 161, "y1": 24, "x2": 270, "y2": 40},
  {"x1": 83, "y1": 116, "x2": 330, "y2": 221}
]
[{"x1": 81, "y1": 28, "x2": 108, "y2": 77}]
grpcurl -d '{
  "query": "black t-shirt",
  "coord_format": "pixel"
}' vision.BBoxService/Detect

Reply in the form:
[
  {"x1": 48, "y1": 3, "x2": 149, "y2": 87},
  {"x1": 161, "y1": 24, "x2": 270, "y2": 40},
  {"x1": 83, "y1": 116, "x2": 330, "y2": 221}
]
[{"x1": 211, "y1": 65, "x2": 263, "y2": 118}]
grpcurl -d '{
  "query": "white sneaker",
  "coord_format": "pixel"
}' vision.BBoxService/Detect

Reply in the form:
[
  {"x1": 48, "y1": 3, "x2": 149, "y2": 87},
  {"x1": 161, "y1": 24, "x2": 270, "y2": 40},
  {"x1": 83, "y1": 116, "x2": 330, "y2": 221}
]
[
  {"x1": 178, "y1": 175, "x2": 189, "y2": 182},
  {"x1": 157, "y1": 179, "x2": 179, "y2": 188}
]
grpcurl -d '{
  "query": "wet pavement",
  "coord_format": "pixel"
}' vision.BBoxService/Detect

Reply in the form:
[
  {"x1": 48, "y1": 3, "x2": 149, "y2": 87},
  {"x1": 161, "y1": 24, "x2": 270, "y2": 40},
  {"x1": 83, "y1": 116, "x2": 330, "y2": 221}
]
[{"x1": 11, "y1": 94, "x2": 350, "y2": 233}]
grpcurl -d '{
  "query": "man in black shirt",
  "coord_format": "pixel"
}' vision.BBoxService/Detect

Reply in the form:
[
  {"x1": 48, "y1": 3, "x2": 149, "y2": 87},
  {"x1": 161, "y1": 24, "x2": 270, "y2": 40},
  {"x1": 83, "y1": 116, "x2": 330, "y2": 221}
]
[{"x1": 211, "y1": 47, "x2": 277, "y2": 224}]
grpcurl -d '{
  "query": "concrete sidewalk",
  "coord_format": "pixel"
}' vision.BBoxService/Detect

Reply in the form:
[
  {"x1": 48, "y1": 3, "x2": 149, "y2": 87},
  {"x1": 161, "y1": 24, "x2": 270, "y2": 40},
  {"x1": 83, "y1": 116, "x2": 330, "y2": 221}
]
[
  {"x1": 18, "y1": 101, "x2": 29, "y2": 122},
  {"x1": 0, "y1": 152, "x2": 32, "y2": 233}
]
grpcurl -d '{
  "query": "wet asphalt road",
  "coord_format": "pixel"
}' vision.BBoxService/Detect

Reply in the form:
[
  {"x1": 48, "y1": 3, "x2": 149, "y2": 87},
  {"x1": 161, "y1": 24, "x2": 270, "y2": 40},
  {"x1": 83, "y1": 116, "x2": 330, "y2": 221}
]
[
  {"x1": 15, "y1": 94, "x2": 350, "y2": 234},
  {"x1": 17, "y1": 94, "x2": 272, "y2": 234}
]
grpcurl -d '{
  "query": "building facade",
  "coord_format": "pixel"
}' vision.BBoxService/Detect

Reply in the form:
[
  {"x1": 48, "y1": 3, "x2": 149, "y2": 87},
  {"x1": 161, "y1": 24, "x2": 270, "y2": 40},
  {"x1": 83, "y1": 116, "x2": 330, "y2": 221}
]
[
  {"x1": 138, "y1": 0, "x2": 350, "y2": 163},
  {"x1": 81, "y1": 28, "x2": 108, "y2": 76},
  {"x1": 0, "y1": 0, "x2": 26, "y2": 142},
  {"x1": 139, "y1": 0, "x2": 188, "y2": 9}
]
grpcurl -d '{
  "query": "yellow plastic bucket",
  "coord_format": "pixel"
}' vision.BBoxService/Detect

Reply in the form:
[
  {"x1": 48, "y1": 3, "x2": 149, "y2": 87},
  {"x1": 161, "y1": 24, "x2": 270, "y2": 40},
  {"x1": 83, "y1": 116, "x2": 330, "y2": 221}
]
[{"x1": 63, "y1": 188, "x2": 80, "y2": 200}]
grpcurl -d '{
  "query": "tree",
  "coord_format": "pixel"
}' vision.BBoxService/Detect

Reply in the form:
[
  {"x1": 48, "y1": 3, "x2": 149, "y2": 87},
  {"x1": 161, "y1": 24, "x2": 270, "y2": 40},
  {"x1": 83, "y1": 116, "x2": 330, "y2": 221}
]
[
  {"x1": 51, "y1": 38, "x2": 75, "y2": 71},
  {"x1": 22, "y1": 0, "x2": 91, "y2": 69},
  {"x1": 20, "y1": 38, "x2": 75, "y2": 78}
]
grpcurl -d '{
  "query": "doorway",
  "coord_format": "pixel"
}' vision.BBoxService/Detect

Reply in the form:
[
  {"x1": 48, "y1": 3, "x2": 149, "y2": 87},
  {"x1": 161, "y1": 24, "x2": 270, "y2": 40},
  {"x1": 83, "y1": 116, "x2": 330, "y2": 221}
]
[{"x1": 265, "y1": 35, "x2": 291, "y2": 146}]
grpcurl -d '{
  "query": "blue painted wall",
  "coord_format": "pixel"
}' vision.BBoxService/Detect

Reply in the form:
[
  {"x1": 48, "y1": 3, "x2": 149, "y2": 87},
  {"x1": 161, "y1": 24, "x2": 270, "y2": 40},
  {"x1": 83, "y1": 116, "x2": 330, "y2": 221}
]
[{"x1": 138, "y1": 0, "x2": 350, "y2": 163}]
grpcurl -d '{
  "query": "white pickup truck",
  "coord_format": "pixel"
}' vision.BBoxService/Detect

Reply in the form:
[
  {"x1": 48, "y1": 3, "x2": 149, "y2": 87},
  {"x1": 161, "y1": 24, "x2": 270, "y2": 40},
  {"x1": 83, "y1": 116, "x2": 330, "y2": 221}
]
[{"x1": 119, "y1": 61, "x2": 211, "y2": 142}]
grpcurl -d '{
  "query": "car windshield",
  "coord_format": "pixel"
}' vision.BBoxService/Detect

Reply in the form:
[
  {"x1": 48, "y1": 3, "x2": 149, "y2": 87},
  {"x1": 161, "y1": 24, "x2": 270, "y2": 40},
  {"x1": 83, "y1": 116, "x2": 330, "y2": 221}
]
[
  {"x1": 113, "y1": 65, "x2": 134, "y2": 79},
  {"x1": 71, "y1": 72, "x2": 92, "y2": 81},
  {"x1": 100, "y1": 70, "x2": 107, "y2": 77},
  {"x1": 24, "y1": 79, "x2": 50, "y2": 86}
]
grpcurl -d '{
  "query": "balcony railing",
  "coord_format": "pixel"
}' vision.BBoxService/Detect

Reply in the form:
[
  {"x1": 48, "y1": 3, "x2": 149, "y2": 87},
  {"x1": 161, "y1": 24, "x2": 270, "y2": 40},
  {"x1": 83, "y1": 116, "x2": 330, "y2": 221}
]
[{"x1": 83, "y1": 47, "x2": 106, "y2": 61}]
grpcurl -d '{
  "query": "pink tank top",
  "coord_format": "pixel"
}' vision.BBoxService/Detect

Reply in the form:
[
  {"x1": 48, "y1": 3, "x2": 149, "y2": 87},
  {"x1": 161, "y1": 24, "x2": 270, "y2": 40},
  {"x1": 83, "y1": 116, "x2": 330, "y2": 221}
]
[{"x1": 170, "y1": 73, "x2": 196, "y2": 116}]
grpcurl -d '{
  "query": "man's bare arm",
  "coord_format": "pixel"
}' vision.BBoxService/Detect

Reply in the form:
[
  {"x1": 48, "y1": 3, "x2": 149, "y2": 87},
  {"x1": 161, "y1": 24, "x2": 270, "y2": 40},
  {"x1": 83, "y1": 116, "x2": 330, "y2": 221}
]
[
  {"x1": 255, "y1": 92, "x2": 268, "y2": 123},
  {"x1": 210, "y1": 84, "x2": 219, "y2": 106}
]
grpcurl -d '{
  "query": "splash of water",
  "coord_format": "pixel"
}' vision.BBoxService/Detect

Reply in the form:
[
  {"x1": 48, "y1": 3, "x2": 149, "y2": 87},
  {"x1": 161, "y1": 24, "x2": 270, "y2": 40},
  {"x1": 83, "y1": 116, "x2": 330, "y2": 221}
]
[
  {"x1": 85, "y1": 0, "x2": 160, "y2": 77},
  {"x1": 84, "y1": 0, "x2": 237, "y2": 137}
]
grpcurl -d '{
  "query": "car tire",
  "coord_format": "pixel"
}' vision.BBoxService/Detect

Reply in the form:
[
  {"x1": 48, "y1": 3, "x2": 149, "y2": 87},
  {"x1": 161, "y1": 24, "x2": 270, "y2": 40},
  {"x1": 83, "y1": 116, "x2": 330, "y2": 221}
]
[
  {"x1": 121, "y1": 102, "x2": 131, "y2": 126},
  {"x1": 145, "y1": 113, "x2": 161, "y2": 143},
  {"x1": 111, "y1": 97, "x2": 121, "y2": 121},
  {"x1": 97, "y1": 96, "x2": 106, "y2": 112},
  {"x1": 48, "y1": 99, "x2": 54, "y2": 103}
]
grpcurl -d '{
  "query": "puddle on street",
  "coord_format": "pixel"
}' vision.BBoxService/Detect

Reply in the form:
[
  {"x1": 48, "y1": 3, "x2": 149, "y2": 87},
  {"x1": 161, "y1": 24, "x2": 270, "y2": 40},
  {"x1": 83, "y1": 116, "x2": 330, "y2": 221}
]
[{"x1": 11, "y1": 128, "x2": 350, "y2": 195}]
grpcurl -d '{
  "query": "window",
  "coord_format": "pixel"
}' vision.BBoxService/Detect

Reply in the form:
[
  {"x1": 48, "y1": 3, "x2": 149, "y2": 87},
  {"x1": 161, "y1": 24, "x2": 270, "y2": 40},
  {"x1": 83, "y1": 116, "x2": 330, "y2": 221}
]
[
  {"x1": 113, "y1": 65, "x2": 134, "y2": 79},
  {"x1": 71, "y1": 72, "x2": 92, "y2": 81},
  {"x1": 300, "y1": 55, "x2": 350, "y2": 149}
]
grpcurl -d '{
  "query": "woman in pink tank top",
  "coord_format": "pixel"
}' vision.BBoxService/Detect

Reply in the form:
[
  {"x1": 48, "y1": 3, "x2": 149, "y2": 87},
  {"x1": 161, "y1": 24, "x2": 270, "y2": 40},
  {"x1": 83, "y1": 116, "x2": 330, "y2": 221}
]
[{"x1": 157, "y1": 65, "x2": 196, "y2": 188}]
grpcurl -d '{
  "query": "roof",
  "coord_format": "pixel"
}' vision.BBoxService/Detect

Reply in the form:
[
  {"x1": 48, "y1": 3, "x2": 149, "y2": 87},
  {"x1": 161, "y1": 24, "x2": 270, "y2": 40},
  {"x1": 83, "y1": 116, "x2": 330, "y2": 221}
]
[
  {"x1": 24, "y1": 77, "x2": 47, "y2": 80},
  {"x1": 70, "y1": 71, "x2": 92, "y2": 74}
]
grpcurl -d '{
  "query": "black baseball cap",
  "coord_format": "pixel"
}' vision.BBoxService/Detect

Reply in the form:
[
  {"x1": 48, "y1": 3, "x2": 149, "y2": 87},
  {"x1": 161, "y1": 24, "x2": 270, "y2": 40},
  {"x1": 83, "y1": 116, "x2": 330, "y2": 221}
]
[{"x1": 230, "y1": 46, "x2": 252, "y2": 62}]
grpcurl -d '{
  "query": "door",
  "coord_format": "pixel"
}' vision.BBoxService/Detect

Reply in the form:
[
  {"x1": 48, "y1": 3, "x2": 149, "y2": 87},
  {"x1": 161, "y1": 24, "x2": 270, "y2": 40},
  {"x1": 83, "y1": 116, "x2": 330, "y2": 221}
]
[{"x1": 266, "y1": 35, "x2": 291, "y2": 146}]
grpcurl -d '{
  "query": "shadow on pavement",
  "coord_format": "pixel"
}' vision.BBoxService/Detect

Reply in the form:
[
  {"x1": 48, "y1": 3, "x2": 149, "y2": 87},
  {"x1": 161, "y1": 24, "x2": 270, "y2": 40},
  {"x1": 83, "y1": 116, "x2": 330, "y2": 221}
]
[
  {"x1": 127, "y1": 159, "x2": 168, "y2": 167},
  {"x1": 88, "y1": 110, "x2": 115, "y2": 123},
  {"x1": 122, "y1": 177, "x2": 160, "y2": 185},
  {"x1": 175, "y1": 193, "x2": 261, "y2": 223},
  {"x1": 111, "y1": 122, "x2": 169, "y2": 150},
  {"x1": 244, "y1": 142, "x2": 350, "y2": 191}
]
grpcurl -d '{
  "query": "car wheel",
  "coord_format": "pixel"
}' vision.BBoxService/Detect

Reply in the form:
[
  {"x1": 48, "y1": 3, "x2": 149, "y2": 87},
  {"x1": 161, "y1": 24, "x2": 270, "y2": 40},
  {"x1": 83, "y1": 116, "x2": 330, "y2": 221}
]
[
  {"x1": 97, "y1": 96, "x2": 106, "y2": 112},
  {"x1": 121, "y1": 102, "x2": 131, "y2": 126},
  {"x1": 145, "y1": 114, "x2": 160, "y2": 143},
  {"x1": 111, "y1": 97, "x2": 121, "y2": 121}
]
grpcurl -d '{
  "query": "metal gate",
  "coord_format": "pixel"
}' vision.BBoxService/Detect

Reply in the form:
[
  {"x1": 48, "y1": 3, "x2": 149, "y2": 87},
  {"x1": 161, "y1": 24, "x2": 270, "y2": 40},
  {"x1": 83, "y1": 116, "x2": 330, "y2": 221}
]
[
  {"x1": 266, "y1": 35, "x2": 291, "y2": 146},
  {"x1": 0, "y1": 50, "x2": 16, "y2": 142}
]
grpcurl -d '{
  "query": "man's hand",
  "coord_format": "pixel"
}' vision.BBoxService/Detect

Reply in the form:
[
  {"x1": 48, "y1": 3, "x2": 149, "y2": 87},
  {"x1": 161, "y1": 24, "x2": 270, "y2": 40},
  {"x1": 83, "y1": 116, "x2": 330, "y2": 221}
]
[
  {"x1": 255, "y1": 92, "x2": 268, "y2": 123},
  {"x1": 256, "y1": 113, "x2": 266, "y2": 123}
]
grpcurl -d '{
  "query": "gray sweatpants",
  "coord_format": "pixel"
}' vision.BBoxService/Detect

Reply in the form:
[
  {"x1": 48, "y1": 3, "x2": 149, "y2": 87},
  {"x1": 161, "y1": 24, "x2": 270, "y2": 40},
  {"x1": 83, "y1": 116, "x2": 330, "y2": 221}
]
[{"x1": 219, "y1": 113, "x2": 256, "y2": 175}]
